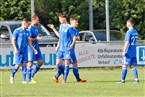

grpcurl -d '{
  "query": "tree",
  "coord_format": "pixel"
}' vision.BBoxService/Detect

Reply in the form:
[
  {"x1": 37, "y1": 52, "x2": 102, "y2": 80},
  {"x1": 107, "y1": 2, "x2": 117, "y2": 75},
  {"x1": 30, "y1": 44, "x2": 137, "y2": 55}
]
[
  {"x1": 35, "y1": 0, "x2": 88, "y2": 30},
  {"x1": 110, "y1": 0, "x2": 145, "y2": 39},
  {"x1": 0, "y1": 0, "x2": 31, "y2": 20}
]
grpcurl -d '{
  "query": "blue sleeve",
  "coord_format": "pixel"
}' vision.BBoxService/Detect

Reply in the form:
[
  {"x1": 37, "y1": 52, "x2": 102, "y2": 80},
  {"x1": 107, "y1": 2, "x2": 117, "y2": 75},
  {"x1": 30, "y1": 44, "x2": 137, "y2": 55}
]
[
  {"x1": 26, "y1": 30, "x2": 30, "y2": 38},
  {"x1": 69, "y1": 28, "x2": 76, "y2": 37},
  {"x1": 125, "y1": 31, "x2": 131, "y2": 42},
  {"x1": 12, "y1": 29, "x2": 18, "y2": 38},
  {"x1": 27, "y1": 27, "x2": 33, "y2": 38},
  {"x1": 75, "y1": 29, "x2": 80, "y2": 36}
]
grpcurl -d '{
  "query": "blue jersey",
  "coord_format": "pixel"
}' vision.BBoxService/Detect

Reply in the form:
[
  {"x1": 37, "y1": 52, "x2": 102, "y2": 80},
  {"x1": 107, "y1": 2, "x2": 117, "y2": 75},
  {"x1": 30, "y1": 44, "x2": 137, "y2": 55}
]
[
  {"x1": 75, "y1": 29, "x2": 80, "y2": 37},
  {"x1": 125, "y1": 28, "x2": 138, "y2": 57},
  {"x1": 12, "y1": 27, "x2": 29, "y2": 53},
  {"x1": 27, "y1": 25, "x2": 39, "y2": 49},
  {"x1": 58, "y1": 24, "x2": 76, "y2": 51},
  {"x1": 68, "y1": 27, "x2": 80, "y2": 50}
]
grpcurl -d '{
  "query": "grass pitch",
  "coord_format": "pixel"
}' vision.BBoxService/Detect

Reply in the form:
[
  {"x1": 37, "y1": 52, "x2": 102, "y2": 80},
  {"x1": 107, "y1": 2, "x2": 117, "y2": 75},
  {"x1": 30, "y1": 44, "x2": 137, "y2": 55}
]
[{"x1": 0, "y1": 67, "x2": 145, "y2": 97}]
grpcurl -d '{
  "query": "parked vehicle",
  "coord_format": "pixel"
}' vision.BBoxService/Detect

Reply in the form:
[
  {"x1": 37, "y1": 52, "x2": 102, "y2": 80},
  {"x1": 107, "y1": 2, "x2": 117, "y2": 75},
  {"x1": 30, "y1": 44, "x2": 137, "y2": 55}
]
[
  {"x1": 0, "y1": 21, "x2": 58, "y2": 47},
  {"x1": 79, "y1": 30, "x2": 125, "y2": 42}
]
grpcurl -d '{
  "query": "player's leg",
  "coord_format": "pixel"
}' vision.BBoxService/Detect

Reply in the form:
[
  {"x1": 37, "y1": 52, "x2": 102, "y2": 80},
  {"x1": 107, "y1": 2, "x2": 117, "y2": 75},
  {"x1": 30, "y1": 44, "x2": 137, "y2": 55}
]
[
  {"x1": 120, "y1": 56, "x2": 130, "y2": 83},
  {"x1": 63, "y1": 59, "x2": 70, "y2": 83},
  {"x1": 27, "y1": 61, "x2": 33, "y2": 83},
  {"x1": 55, "y1": 62, "x2": 64, "y2": 79},
  {"x1": 72, "y1": 62, "x2": 86, "y2": 82},
  {"x1": 31, "y1": 59, "x2": 43, "y2": 78},
  {"x1": 22, "y1": 62, "x2": 27, "y2": 84},
  {"x1": 31, "y1": 48, "x2": 43, "y2": 80},
  {"x1": 10, "y1": 54, "x2": 21, "y2": 84},
  {"x1": 53, "y1": 59, "x2": 63, "y2": 83},
  {"x1": 10, "y1": 64, "x2": 20, "y2": 84},
  {"x1": 62, "y1": 50, "x2": 71, "y2": 83},
  {"x1": 52, "y1": 50, "x2": 63, "y2": 83},
  {"x1": 27, "y1": 48, "x2": 34, "y2": 83},
  {"x1": 72, "y1": 62, "x2": 80, "y2": 81},
  {"x1": 130, "y1": 57, "x2": 139, "y2": 83},
  {"x1": 21, "y1": 51, "x2": 29, "y2": 84},
  {"x1": 121, "y1": 64, "x2": 127, "y2": 83},
  {"x1": 71, "y1": 51, "x2": 86, "y2": 82}
]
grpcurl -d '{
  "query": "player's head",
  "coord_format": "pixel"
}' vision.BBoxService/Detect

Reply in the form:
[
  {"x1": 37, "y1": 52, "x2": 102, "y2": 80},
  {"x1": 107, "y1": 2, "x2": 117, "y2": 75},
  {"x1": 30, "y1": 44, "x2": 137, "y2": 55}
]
[
  {"x1": 31, "y1": 15, "x2": 40, "y2": 25},
  {"x1": 126, "y1": 19, "x2": 134, "y2": 29},
  {"x1": 58, "y1": 13, "x2": 67, "y2": 24},
  {"x1": 22, "y1": 18, "x2": 30, "y2": 29},
  {"x1": 70, "y1": 17, "x2": 78, "y2": 28}
]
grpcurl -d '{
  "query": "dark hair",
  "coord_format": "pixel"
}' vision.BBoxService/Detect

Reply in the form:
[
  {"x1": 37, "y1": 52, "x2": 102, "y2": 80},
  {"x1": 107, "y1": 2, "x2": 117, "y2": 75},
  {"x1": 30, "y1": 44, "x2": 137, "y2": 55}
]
[
  {"x1": 58, "y1": 12, "x2": 67, "y2": 18},
  {"x1": 22, "y1": 18, "x2": 30, "y2": 22},
  {"x1": 70, "y1": 17, "x2": 78, "y2": 22},
  {"x1": 127, "y1": 19, "x2": 134, "y2": 25}
]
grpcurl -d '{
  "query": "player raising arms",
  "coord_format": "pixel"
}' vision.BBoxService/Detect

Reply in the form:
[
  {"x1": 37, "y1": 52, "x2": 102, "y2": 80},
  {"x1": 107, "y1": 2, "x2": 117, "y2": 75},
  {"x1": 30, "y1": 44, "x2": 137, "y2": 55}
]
[
  {"x1": 48, "y1": 14, "x2": 86, "y2": 83},
  {"x1": 48, "y1": 13, "x2": 76, "y2": 83},
  {"x1": 27, "y1": 15, "x2": 43, "y2": 83},
  {"x1": 119, "y1": 19, "x2": 139, "y2": 83},
  {"x1": 10, "y1": 18, "x2": 37, "y2": 84}
]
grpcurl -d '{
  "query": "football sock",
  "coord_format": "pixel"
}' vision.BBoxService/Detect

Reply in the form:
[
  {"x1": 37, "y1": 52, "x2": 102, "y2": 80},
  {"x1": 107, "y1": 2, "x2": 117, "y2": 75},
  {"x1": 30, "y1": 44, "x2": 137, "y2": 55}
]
[
  {"x1": 73, "y1": 66, "x2": 81, "y2": 81},
  {"x1": 63, "y1": 65, "x2": 69, "y2": 81},
  {"x1": 27, "y1": 66, "x2": 32, "y2": 82},
  {"x1": 121, "y1": 68, "x2": 127, "y2": 81},
  {"x1": 22, "y1": 66, "x2": 27, "y2": 81},
  {"x1": 11, "y1": 66, "x2": 19, "y2": 77},
  {"x1": 132, "y1": 67, "x2": 138, "y2": 80},
  {"x1": 31, "y1": 64, "x2": 41, "y2": 78},
  {"x1": 55, "y1": 65, "x2": 64, "y2": 79}
]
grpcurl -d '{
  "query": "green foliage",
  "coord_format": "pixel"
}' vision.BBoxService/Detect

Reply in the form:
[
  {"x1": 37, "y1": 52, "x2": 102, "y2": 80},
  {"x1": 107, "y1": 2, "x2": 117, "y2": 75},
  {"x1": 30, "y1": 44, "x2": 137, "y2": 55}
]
[
  {"x1": 35, "y1": 0, "x2": 88, "y2": 30},
  {"x1": 0, "y1": 0, "x2": 31, "y2": 20},
  {"x1": 109, "y1": 0, "x2": 145, "y2": 39},
  {"x1": 92, "y1": 0, "x2": 145, "y2": 39},
  {"x1": 1, "y1": 0, "x2": 145, "y2": 39}
]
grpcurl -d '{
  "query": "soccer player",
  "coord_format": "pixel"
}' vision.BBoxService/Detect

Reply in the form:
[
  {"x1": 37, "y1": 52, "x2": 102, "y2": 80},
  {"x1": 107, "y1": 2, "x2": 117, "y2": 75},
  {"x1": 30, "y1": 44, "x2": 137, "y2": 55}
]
[
  {"x1": 119, "y1": 19, "x2": 139, "y2": 83},
  {"x1": 48, "y1": 15, "x2": 86, "y2": 83},
  {"x1": 67, "y1": 17, "x2": 86, "y2": 82},
  {"x1": 27, "y1": 15, "x2": 43, "y2": 83},
  {"x1": 48, "y1": 13, "x2": 76, "y2": 83},
  {"x1": 10, "y1": 18, "x2": 37, "y2": 84}
]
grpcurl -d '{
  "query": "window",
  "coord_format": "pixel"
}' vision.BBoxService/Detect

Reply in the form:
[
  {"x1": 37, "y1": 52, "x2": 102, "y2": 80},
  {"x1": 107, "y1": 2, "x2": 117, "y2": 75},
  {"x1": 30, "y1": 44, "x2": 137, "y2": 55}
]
[
  {"x1": 84, "y1": 33, "x2": 94, "y2": 42},
  {"x1": 80, "y1": 33, "x2": 85, "y2": 41},
  {"x1": 0, "y1": 26, "x2": 10, "y2": 39}
]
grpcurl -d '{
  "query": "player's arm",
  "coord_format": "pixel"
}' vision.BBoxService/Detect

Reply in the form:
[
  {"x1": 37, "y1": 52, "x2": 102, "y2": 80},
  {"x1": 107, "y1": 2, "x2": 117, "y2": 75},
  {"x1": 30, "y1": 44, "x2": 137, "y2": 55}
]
[
  {"x1": 28, "y1": 37, "x2": 37, "y2": 54},
  {"x1": 47, "y1": 24, "x2": 59, "y2": 37},
  {"x1": 55, "y1": 42, "x2": 59, "y2": 53},
  {"x1": 28, "y1": 28, "x2": 42, "y2": 42},
  {"x1": 12, "y1": 30, "x2": 19, "y2": 54},
  {"x1": 122, "y1": 31, "x2": 130, "y2": 56},
  {"x1": 69, "y1": 36, "x2": 76, "y2": 50},
  {"x1": 76, "y1": 36, "x2": 80, "y2": 41},
  {"x1": 30, "y1": 36, "x2": 42, "y2": 42},
  {"x1": 12, "y1": 37, "x2": 19, "y2": 54},
  {"x1": 76, "y1": 30, "x2": 80, "y2": 41},
  {"x1": 122, "y1": 41, "x2": 129, "y2": 56}
]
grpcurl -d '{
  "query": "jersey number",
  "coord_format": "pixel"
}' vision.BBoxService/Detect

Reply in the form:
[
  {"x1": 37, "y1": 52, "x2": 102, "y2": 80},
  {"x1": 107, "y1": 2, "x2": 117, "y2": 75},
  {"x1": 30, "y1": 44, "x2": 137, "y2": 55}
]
[{"x1": 131, "y1": 36, "x2": 137, "y2": 45}]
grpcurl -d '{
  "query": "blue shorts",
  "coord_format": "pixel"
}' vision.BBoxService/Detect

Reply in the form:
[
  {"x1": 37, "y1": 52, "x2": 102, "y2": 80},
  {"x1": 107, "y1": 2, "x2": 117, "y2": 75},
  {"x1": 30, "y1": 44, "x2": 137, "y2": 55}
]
[
  {"x1": 70, "y1": 50, "x2": 77, "y2": 63},
  {"x1": 57, "y1": 50, "x2": 71, "y2": 60},
  {"x1": 28, "y1": 47, "x2": 42, "y2": 61},
  {"x1": 122, "y1": 55, "x2": 137, "y2": 66},
  {"x1": 13, "y1": 51, "x2": 28, "y2": 65}
]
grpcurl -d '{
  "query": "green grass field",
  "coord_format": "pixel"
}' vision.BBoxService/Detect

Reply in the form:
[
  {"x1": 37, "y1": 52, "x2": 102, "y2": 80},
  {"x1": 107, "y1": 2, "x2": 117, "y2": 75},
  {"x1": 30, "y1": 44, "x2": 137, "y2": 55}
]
[{"x1": 0, "y1": 67, "x2": 145, "y2": 97}]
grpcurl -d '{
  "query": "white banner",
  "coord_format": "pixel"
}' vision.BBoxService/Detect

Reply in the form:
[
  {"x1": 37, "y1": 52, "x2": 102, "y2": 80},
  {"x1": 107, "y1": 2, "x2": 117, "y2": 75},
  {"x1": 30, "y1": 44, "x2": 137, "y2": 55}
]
[{"x1": 0, "y1": 43, "x2": 144, "y2": 69}]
